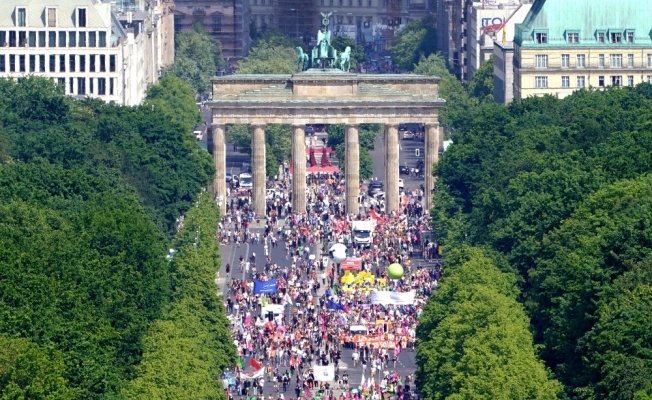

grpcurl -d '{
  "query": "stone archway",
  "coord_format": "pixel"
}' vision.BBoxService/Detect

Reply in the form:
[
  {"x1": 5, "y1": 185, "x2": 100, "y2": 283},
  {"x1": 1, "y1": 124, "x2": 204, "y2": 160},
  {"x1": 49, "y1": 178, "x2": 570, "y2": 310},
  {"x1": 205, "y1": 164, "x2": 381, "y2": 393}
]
[{"x1": 206, "y1": 69, "x2": 444, "y2": 215}]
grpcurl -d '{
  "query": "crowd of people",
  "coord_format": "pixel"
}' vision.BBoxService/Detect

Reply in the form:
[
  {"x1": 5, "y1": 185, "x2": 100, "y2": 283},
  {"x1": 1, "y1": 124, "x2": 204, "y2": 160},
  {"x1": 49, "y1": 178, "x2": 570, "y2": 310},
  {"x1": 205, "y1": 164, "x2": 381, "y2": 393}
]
[{"x1": 218, "y1": 170, "x2": 441, "y2": 400}]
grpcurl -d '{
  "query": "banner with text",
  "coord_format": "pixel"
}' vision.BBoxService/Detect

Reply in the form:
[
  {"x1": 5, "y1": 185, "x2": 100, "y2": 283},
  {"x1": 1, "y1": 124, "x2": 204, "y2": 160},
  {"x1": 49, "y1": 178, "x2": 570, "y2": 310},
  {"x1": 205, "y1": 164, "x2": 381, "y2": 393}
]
[
  {"x1": 370, "y1": 290, "x2": 415, "y2": 306},
  {"x1": 313, "y1": 365, "x2": 335, "y2": 381}
]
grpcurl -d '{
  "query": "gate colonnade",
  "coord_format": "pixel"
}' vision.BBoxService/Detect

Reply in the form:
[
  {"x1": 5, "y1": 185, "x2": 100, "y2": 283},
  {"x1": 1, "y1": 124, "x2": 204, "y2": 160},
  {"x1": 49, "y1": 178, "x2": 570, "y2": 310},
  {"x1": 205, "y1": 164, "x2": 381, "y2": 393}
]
[{"x1": 207, "y1": 70, "x2": 445, "y2": 215}]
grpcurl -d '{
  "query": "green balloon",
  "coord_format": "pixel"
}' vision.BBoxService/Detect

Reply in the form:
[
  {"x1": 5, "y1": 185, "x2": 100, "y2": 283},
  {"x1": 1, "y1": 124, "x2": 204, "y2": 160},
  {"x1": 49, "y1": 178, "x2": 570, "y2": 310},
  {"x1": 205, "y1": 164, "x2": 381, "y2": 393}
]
[{"x1": 387, "y1": 263, "x2": 404, "y2": 279}]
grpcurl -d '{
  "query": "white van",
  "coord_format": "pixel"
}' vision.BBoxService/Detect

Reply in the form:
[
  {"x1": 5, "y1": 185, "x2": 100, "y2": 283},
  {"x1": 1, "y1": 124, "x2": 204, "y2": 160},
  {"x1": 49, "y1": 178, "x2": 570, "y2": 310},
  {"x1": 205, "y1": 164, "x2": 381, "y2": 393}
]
[{"x1": 239, "y1": 173, "x2": 253, "y2": 189}]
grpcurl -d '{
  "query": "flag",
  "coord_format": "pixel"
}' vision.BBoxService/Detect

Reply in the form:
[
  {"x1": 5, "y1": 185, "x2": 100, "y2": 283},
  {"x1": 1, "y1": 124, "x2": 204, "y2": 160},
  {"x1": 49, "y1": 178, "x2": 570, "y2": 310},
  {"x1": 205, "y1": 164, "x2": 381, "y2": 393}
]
[
  {"x1": 361, "y1": 374, "x2": 366, "y2": 390},
  {"x1": 254, "y1": 279, "x2": 278, "y2": 294},
  {"x1": 236, "y1": 356, "x2": 244, "y2": 370},
  {"x1": 250, "y1": 358, "x2": 262, "y2": 370},
  {"x1": 240, "y1": 368, "x2": 264, "y2": 379}
]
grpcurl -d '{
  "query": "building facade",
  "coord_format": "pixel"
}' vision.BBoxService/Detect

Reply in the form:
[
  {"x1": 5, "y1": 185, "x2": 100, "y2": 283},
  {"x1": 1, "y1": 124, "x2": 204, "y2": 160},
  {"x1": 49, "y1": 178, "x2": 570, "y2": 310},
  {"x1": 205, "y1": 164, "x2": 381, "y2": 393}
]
[
  {"x1": 173, "y1": 0, "x2": 249, "y2": 61},
  {"x1": 514, "y1": 0, "x2": 652, "y2": 100},
  {"x1": 0, "y1": 0, "x2": 173, "y2": 106}
]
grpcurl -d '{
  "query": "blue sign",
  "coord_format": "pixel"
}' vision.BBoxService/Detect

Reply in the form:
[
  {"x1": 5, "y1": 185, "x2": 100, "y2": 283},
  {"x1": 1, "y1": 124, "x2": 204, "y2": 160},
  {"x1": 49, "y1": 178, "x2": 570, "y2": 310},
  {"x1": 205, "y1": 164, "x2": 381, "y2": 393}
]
[{"x1": 254, "y1": 279, "x2": 277, "y2": 294}]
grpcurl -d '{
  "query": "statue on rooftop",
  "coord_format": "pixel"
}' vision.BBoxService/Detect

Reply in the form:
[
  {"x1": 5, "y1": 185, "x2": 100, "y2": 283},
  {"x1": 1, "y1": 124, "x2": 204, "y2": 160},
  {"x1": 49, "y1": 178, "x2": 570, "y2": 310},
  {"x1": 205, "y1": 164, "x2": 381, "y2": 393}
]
[{"x1": 296, "y1": 11, "x2": 351, "y2": 71}]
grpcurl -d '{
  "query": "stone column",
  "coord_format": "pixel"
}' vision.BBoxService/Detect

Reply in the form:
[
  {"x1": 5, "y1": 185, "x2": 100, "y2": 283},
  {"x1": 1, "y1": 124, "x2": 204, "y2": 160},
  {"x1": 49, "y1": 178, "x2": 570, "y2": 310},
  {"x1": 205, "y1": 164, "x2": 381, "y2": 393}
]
[
  {"x1": 384, "y1": 124, "x2": 400, "y2": 215},
  {"x1": 291, "y1": 124, "x2": 307, "y2": 214},
  {"x1": 345, "y1": 124, "x2": 360, "y2": 215},
  {"x1": 251, "y1": 124, "x2": 266, "y2": 215},
  {"x1": 424, "y1": 123, "x2": 440, "y2": 210},
  {"x1": 211, "y1": 124, "x2": 227, "y2": 210}
]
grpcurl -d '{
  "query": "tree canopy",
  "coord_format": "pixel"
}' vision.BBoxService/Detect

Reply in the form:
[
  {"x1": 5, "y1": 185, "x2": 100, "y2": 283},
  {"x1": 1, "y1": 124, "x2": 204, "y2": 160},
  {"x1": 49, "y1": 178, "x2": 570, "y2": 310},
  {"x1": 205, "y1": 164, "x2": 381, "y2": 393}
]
[
  {"x1": 390, "y1": 17, "x2": 437, "y2": 71},
  {"x1": 164, "y1": 23, "x2": 224, "y2": 95},
  {"x1": 236, "y1": 34, "x2": 298, "y2": 74},
  {"x1": 0, "y1": 76, "x2": 232, "y2": 398},
  {"x1": 428, "y1": 83, "x2": 652, "y2": 399}
]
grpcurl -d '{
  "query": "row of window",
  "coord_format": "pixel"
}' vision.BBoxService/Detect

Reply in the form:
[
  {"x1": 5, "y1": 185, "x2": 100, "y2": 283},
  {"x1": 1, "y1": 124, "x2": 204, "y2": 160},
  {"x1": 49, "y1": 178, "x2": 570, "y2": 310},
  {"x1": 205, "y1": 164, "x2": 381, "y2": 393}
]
[
  {"x1": 0, "y1": 30, "x2": 108, "y2": 48},
  {"x1": 55, "y1": 76, "x2": 115, "y2": 96},
  {"x1": 534, "y1": 29, "x2": 636, "y2": 44},
  {"x1": 533, "y1": 75, "x2": 652, "y2": 88},
  {"x1": 0, "y1": 54, "x2": 116, "y2": 73},
  {"x1": 15, "y1": 7, "x2": 87, "y2": 29},
  {"x1": 534, "y1": 53, "x2": 652, "y2": 69}
]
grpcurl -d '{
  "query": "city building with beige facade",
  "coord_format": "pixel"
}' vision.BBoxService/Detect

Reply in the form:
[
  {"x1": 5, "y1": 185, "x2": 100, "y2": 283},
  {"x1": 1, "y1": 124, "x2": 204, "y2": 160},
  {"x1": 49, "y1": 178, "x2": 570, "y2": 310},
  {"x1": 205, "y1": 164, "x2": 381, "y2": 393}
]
[{"x1": 513, "y1": 0, "x2": 652, "y2": 100}]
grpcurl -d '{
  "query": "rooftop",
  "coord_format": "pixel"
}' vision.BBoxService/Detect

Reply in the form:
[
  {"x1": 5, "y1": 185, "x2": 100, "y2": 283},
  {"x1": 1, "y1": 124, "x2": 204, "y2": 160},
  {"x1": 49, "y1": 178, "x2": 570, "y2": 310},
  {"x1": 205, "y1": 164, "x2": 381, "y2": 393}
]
[
  {"x1": 515, "y1": 0, "x2": 652, "y2": 47},
  {"x1": 0, "y1": 0, "x2": 111, "y2": 29}
]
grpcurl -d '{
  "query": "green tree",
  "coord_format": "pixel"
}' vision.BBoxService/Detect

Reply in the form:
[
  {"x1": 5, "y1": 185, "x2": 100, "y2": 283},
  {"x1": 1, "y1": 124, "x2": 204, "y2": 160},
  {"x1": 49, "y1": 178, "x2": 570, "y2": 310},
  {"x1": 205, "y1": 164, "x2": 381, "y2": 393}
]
[
  {"x1": 0, "y1": 336, "x2": 77, "y2": 399},
  {"x1": 236, "y1": 35, "x2": 297, "y2": 74},
  {"x1": 390, "y1": 17, "x2": 437, "y2": 71},
  {"x1": 164, "y1": 24, "x2": 224, "y2": 95},
  {"x1": 467, "y1": 56, "x2": 494, "y2": 100}
]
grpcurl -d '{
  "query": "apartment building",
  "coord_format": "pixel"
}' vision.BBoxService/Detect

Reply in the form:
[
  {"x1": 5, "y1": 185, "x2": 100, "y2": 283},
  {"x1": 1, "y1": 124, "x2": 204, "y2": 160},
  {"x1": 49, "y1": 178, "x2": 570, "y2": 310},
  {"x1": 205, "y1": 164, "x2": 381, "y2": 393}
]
[
  {"x1": 513, "y1": 0, "x2": 652, "y2": 99},
  {"x1": 0, "y1": 0, "x2": 173, "y2": 105}
]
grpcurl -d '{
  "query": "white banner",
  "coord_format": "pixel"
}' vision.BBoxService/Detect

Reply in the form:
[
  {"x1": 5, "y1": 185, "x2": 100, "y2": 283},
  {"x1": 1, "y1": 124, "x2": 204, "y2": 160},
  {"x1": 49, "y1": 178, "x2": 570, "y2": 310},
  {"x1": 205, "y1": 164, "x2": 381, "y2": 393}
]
[
  {"x1": 313, "y1": 365, "x2": 335, "y2": 381},
  {"x1": 240, "y1": 368, "x2": 264, "y2": 380},
  {"x1": 370, "y1": 290, "x2": 416, "y2": 306}
]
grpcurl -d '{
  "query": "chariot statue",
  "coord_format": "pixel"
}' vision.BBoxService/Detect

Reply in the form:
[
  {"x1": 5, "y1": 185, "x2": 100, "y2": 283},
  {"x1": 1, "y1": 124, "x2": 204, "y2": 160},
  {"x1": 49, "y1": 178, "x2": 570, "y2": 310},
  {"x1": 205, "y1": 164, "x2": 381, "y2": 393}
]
[{"x1": 295, "y1": 11, "x2": 351, "y2": 72}]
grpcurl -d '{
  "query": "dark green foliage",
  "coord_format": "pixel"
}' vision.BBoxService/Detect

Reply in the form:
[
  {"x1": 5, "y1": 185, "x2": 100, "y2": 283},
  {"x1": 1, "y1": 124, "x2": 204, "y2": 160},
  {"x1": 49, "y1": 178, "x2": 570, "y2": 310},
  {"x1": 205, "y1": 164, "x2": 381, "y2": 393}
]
[
  {"x1": 416, "y1": 247, "x2": 562, "y2": 399},
  {"x1": 0, "y1": 76, "x2": 230, "y2": 399},
  {"x1": 331, "y1": 35, "x2": 366, "y2": 71},
  {"x1": 390, "y1": 16, "x2": 437, "y2": 71},
  {"x1": 430, "y1": 84, "x2": 652, "y2": 399}
]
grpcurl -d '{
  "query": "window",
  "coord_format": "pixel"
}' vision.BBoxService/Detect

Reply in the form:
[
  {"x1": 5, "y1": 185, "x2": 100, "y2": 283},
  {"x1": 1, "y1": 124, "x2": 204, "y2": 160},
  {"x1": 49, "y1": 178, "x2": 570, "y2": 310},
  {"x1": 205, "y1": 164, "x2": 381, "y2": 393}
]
[
  {"x1": 610, "y1": 76, "x2": 622, "y2": 86},
  {"x1": 626, "y1": 30, "x2": 634, "y2": 43},
  {"x1": 17, "y1": 7, "x2": 26, "y2": 27},
  {"x1": 58, "y1": 31, "x2": 65, "y2": 47},
  {"x1": 561, "y1": 76, "x2": 570, "y2": 88},
  {"x1": 48, "y1": 31, "x2": 55, "y2": 47},
  {"x1": 19, "y1": 55, "x2": 25, "y2": 72},
  {"x1": 90, "y1": 55, "x2": 95, "y2": 72},
  {"x1": 78, "y1": 77, "x2": 86, "y2": 95},
  {"x1": 39, "y1": 55, "x2": 45, "y2": 72},
  {"x1": 109, "y1": 55, "x2": 116, "y2": 72},
  {"x1": 29, "y1": 54, "x2": 35, "y2": 72},
  {"x1": 89, "y1": 78, "x2": 93, "y2": 94},
  {"x1": 535, "y1": 54, "x2": 548, "y2": 68},
  {"x1": 648, "y1": 76, "x2": 652, "y2": 84},
  {"x1": 9, "y1": 31, "x2": 16, "y2": 47},
  {"x1": 18, "y1": 31, "x2": 26, "y2": 47},
  {"x1": 561, "y1": 54, "x2": 570, "y2": 68},
  {"x1": 47, "y1": 7, "x2": 57, "y2": 27},
  {"x1": 567, "y1": 32, "x2": 579, "y2": 43},
  {"x1": 598, "y1": 76, "x2": 605, "y2": 87},
  {"x1": 0, "y1": 55, "x2": 4, "y2": 72},
  {"x1": 368, "y1": 0, "x2": 372, "y2": 5},
  {"x1": 28, "y1": 31, "x2": 35, "y2": 47},
  {"x1": 79, "y1": 55, "x2": 85, "y2": 72},
  {"x1": 628, "y1": 76, "x2": 634, "y2": 86},
  {"x1": 535, "y1": 31, "x2": 548, "y2": 44},
  {"x1": 610, "y1": 54, "x2": 622, "y2": 68},
  {"x1": 597, "y1": 31, "x2": 605, "y2": 43},
  {"x1": 628, "y1": 54, "x2": 634, "y2": 68},
  {"x1": 69, "y1": 55, "x2": 75, "y2": 72},
  {"x1": 89, "y1": 32, "x2": 96, "y2": 47},
  {"x1": 59, "y1": 54, "x2": 65, "y2": 72},
  {"x1": 79, "y1": 32, "x2": 86, "y2": 47},
  {"x1": 49, "y1": 55, "x2": 55, "y2": 72},
  {"x1": 577, "y1": 54, "x2": 586, "y2": 68},
  {"x1": 9, "y1": 55, "x2": 15, "y2": 72},
  {"x1": 68, "y1": 31, "x2": 76, "y2": 47},
  {"x1": 98, "y1": 77, "x2": 106, "y2": 95},
  {"x1": 99, "y1": 55, "x2": 106, "y2": 72},
  {"x1": 57, "y1": 77, "x2": 64, "y2": 87},
  {"x1": 648, "y1": 54, "x2": 652, "y2": 68},
  {"x1": 610, "y1": 31, "x2": 622, "y2": 43},
  {"x1": 577, "y1": 76, "x2": 586, "y2": 87},
  {"x1": 212, "y1": 17, "x2": 221, "y2": 32},
  {"x1": 0, "y1": 32, "x2": 5, "y2": 47},
  {"x1": 109, "y1": 78, "x2": 114, "y2": 95},
  {"x1": 77, "y1": 8, "x2": 87, "y2": 27},
  {"x1": 99, "y1": 32, "x2": 106, "y2": 47},
  {"x1": 598, "y1": 54, "x2": 605, "y2": 68},
  {"x1": 69, "y1": 77, "x2": 73, "y2": 94},
  {"x1": 535, "y1": 76, "x2": 548, "y2": 88}
]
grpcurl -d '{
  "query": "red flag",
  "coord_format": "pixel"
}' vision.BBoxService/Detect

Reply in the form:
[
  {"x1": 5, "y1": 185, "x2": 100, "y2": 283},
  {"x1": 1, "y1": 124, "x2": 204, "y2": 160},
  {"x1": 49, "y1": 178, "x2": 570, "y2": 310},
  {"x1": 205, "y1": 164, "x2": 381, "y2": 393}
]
[
  {"x1": 290, "y1": 355, "x2": 296, "y2": 366},
  {"x1": 250, "y1": 358, "x2": 262, "y2": 370}
]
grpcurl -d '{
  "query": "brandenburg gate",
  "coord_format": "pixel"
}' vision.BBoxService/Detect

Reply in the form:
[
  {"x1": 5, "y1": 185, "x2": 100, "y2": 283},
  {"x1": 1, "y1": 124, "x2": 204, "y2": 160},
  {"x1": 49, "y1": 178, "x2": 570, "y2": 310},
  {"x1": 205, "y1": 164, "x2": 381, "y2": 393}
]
[{"x1": 206, "y1": 14, "x2": 444, "y2": 216}]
